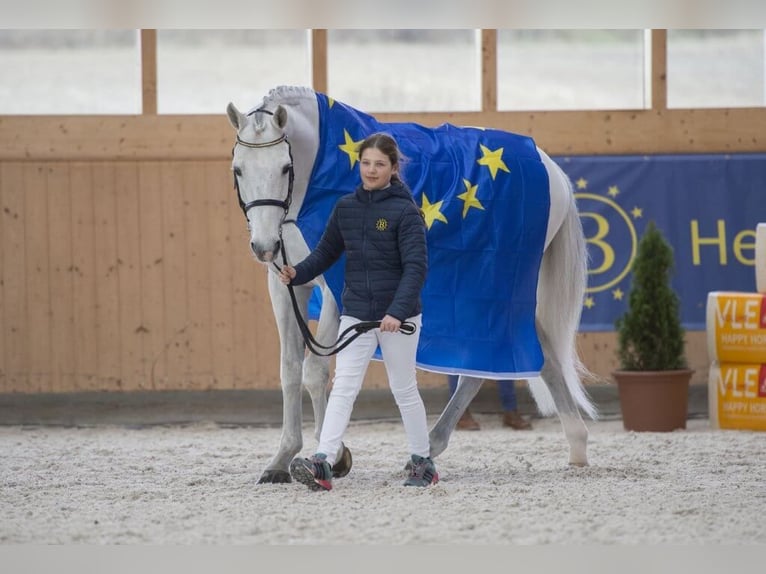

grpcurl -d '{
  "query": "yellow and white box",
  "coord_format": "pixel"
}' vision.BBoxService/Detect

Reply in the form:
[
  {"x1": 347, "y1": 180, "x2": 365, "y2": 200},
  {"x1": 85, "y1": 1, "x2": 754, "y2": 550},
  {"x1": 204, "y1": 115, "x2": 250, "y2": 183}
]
[
  {"x1": 708, "y1": 361, "x2": 766, "y2": 431},
  {"x1": 706, "y1": 291, "x2": 766, "y2": 364}
]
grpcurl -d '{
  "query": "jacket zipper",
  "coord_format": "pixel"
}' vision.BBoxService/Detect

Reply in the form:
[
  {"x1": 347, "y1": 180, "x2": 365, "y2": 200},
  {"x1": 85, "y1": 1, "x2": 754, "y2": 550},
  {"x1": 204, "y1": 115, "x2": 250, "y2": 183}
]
[{"x1": 363, "y1": 192, "x2": 374, "y2": 318}]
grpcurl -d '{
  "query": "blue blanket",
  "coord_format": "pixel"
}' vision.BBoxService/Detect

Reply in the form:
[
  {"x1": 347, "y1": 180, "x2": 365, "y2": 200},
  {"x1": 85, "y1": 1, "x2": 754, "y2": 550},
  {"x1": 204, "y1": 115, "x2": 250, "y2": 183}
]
[{"x1": 298, "y1": 93, "x2": 550, "y2": 378}]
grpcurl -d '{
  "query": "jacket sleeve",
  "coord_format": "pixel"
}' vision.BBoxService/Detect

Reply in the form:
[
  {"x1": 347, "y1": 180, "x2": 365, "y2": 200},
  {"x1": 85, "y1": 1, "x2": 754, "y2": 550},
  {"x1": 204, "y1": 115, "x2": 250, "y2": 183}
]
[
  {"x1": 386, "y1": 202, "x2": 428, "y2": 321},
  {"x1": 291, "y1": 205, "x2": 345, "y2": 286}
]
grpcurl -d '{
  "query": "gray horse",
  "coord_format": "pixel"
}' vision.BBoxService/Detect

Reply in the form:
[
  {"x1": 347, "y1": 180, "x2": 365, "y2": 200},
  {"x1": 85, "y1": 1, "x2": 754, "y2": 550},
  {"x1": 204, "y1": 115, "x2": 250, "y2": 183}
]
[{"x1": 227, "y1": 86, "x2": 596, "y2": 484}]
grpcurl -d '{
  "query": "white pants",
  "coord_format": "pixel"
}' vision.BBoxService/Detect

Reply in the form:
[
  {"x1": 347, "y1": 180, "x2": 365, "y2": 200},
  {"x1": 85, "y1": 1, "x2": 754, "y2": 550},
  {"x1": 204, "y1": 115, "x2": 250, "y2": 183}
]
[{"x1": 317, "y1": 314, "x2": 430, "y2": 465}]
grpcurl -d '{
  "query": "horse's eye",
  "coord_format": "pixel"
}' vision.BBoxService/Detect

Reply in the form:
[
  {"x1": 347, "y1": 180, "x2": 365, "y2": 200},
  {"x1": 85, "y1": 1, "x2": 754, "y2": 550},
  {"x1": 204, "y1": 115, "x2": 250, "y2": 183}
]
[
  {"x1": 233, "y1": 166, "x2": 242, "y2": 177},
  {"x1": 282, "y1": 164, "x2": 291, "y2": 175}
]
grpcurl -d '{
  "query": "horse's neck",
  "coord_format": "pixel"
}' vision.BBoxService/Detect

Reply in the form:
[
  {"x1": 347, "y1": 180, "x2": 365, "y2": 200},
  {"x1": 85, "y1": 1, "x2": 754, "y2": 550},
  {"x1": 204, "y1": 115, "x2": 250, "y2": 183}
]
[{"x1": 271, "y1": 91, "x2": 320, "y2": 219}]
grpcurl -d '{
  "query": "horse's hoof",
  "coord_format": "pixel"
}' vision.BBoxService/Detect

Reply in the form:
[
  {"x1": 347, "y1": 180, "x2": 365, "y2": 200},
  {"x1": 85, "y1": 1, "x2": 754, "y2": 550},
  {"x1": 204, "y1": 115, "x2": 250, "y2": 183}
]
[
  {"x1": 568, "y1": 461, "x2": 589, "y2": 468},
  {"x1": 257, "y1": 469, "x2": 292, "y2": 484},
  {"x1": 331, "y1": 444, "x2": 353, "y2": 478}
]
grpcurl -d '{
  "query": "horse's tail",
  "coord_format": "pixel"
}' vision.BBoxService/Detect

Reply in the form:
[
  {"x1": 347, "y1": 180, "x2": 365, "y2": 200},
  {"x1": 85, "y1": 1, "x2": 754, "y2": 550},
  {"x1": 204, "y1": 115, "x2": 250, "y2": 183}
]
[{"x1": 531, "y1": 174, "x2": 598, "y2": 420}]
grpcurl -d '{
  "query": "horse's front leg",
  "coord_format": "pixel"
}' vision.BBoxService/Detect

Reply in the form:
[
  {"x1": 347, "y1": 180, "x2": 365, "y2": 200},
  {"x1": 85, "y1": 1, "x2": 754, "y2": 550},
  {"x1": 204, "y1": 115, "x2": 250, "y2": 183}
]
[
  {"x1": 428, "y1": 375, "x2": 484, "y2": 458},
  {"x1": 257, "y1": 273, "x2": 309, "y2": 484}
]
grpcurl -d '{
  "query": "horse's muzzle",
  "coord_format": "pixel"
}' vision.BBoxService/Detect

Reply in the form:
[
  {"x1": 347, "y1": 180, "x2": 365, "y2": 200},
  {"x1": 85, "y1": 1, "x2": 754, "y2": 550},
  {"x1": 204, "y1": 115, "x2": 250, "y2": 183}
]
[{"x1": 250, "y1": 240, "x2": 281, "y2": 263}]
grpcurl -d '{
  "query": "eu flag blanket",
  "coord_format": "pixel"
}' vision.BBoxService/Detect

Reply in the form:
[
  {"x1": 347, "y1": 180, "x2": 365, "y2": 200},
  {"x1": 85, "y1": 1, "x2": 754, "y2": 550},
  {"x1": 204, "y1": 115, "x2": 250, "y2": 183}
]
[{"x1": 298, "y1": 93, "x2": 551, "y2": 378}]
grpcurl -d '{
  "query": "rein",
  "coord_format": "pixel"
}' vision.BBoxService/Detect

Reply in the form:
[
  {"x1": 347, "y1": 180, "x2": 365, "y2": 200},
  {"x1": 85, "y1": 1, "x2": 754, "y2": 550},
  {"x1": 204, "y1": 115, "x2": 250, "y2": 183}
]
[
  {"x1": 277, "y1": 268, "x2": 416, "y2": 357},
  {"x1": 233, "y1": 109, "x2": 415, "y2": 357}
]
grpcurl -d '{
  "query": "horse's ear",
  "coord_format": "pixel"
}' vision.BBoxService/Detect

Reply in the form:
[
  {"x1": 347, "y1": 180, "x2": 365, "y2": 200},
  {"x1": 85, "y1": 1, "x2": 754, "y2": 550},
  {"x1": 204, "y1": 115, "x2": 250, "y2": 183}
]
[
  {"x1": 272, "y1": 105, "x2": 288, "y2": 130},
  {"x1": 226, "y1": 102, "x2": 245, "y2": 130}
]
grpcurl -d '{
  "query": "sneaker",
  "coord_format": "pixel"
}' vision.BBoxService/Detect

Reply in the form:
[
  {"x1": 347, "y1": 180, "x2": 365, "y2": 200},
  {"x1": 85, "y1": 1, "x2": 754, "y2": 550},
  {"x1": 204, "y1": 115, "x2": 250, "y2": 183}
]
[
  {"x1": 403, "y1": 454, "x2": 439, "y2": 487},
  {"x1": 289, "y1": 453, "x2": 333, "y2": 491}
]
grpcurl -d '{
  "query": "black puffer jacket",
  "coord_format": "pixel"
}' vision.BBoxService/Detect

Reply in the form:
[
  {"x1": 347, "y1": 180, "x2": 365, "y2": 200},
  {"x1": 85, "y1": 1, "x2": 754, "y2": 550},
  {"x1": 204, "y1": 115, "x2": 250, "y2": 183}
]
[{"x1": 292, "y1": 180, "x2": 427, "y2": 322}]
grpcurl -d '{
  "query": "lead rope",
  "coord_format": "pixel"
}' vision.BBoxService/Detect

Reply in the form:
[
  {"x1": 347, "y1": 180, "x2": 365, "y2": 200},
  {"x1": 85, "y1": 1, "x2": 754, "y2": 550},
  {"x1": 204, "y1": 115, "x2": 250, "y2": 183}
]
[{"x1": 272, "y1": 237, "x2": 415, "y2": 357}]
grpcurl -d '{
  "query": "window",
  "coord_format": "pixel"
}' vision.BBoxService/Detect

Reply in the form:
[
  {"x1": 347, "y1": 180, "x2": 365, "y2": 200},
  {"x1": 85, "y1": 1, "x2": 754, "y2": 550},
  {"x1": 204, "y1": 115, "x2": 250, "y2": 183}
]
[
  {"x1": 327, "y1": 30, "x2": 480, "y2": 112},
  {"x1": 0, "y1": 30, "x2": 140, "y2": 114},
  {"x1": 667, "y1": 29, "x2": 765, "y2": 109},
  {"x1": 156, "y1": 30, "x2": 311, "y2": 114},
  {"x1": 497, "y1": 30, "x2": 646, "y2": 110}
]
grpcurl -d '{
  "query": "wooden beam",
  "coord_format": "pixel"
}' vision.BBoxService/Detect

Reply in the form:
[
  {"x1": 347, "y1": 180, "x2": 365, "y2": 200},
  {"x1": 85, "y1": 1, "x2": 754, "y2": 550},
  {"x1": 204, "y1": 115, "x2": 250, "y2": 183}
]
[
  {"x1": 311, "y1": 29, "x2": 328, "y2": 95},
  {"x1": 481, "y1": 30, "x2": 497, "y2": 112},
  {"x1": 375, "y1": 108, "x2": 766, "y2": 155},
  {"x1": 141, "y1": 30, "x2": 158, "y2": 115},
  {"x1": 1, "y1": 108, "x2": 765, "y2": 161},
  {"x1": 650, "y1": 29, "x2": 668, "y2": 111}
]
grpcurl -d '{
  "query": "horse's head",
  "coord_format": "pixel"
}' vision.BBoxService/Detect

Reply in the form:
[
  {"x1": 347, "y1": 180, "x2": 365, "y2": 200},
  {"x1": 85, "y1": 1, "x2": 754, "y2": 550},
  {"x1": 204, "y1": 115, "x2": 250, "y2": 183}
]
[{"x1": 227, "y1": 101, "x2": 294, "y2": 264}]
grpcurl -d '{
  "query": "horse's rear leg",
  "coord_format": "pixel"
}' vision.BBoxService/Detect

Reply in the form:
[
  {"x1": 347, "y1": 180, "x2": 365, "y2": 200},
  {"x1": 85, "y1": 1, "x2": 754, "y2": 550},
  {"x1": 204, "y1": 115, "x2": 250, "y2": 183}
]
[
  {"x1": 428, "y1": 375, "x2": 484, "y2": 459},
  {"x1": 533, "y1": 173, "x2": 594, "y2": 467},
  {"x1": 538, "y1": 326, "x2": 589, "y2": 467}
]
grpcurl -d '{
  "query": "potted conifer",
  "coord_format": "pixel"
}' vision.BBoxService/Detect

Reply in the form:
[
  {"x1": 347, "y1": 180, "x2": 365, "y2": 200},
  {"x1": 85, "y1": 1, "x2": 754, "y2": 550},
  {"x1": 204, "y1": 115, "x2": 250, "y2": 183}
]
[{"x1": 613, "y1": 221, "x2": 694, "y2": 431}]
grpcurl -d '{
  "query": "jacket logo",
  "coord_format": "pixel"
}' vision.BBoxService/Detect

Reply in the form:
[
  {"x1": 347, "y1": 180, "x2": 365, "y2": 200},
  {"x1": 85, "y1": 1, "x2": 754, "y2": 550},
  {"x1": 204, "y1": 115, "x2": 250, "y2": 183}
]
[{"x1": 375, "y1": 218, "x2": 388, "y2": 231}]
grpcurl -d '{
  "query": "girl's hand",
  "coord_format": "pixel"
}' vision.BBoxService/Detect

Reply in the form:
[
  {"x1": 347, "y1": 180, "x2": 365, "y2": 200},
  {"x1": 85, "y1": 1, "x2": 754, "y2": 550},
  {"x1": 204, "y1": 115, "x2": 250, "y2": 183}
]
[
  {"x1": 379, "y1": 314, "x2": 401, "y2": 332},
  {"x1": 279, "y1": 265, "x2": 296, "y2": 285}
]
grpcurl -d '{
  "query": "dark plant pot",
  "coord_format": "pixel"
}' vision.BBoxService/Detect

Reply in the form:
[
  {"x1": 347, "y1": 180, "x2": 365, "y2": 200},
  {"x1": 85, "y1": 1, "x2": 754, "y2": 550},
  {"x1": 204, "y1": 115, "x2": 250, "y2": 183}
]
[{"x1": 613, "y1": 369, "x2": 694, "y2": 432}]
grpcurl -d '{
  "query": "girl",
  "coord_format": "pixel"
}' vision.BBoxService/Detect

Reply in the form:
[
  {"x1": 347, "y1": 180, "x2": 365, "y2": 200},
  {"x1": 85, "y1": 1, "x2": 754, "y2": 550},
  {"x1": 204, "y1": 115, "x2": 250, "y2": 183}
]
[{"x1": 279, "y1": 133, "x2": 437, "y2": 491}]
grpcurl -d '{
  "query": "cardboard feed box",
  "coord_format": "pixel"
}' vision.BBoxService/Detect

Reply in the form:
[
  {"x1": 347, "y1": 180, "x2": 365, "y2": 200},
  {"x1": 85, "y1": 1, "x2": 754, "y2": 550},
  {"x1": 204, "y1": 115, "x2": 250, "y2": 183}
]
[
  {"x1": 706, "y1": 291, "x2": 766, "y2": 364},
  {"x1": 706, "y1": 291, "x2": 766, "y2": 430},
  {"x1": 708, "y1": 362, "x2": 766, "y2": 431}
]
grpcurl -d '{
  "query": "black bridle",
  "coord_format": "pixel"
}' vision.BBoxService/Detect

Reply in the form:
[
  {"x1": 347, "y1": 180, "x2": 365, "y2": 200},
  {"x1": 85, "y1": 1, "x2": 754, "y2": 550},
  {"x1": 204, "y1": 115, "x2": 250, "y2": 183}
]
[
  {"x1": 232, "y1": 109, "x2": 414, "y2": 356},
  {"x1": 233, "y1": 109, "x2": 296, "y2": 230}
]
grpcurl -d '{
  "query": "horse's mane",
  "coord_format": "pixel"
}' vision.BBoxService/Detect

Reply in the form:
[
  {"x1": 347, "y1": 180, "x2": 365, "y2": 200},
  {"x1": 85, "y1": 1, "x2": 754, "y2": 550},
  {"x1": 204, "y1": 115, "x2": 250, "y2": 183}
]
[{"x1": 259, "y1": 85, "x2": 317, "y2": 109}]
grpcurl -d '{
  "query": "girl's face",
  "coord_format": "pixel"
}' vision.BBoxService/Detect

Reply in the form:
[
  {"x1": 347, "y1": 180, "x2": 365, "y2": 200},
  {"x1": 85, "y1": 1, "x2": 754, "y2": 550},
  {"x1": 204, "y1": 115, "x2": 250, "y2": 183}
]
[{"x1": 359, "y1": 147, "x2": 397, "y2": 191}]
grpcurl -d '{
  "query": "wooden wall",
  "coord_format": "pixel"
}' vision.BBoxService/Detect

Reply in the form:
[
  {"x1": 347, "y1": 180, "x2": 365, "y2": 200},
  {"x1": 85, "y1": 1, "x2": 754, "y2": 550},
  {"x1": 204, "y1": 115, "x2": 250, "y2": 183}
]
[
  {"x1": 0, "y1": 29, "x2": 763, "y2": 393},
  {"x1": 0, "y1": 157, "x2": 281, "y2": 392}
]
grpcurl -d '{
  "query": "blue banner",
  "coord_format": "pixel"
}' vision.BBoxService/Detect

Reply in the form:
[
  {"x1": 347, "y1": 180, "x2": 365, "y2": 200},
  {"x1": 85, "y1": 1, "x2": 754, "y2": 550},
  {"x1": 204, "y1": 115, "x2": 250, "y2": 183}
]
[{"x1": 556, "y1": 154, "x2": 766, "y2": 331}]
